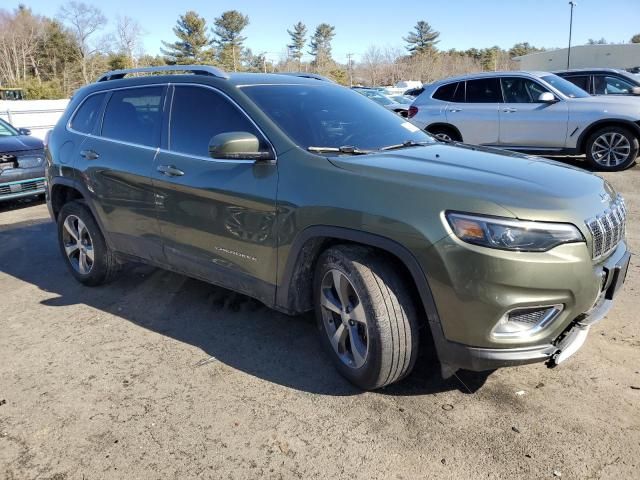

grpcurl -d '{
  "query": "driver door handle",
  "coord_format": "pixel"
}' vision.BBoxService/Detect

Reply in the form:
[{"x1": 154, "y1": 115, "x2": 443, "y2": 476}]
[
  {"x1": 448, "y1": 108, "x2": 462, "y2": 113},
  {"x1": 80, "y1": 149, "x2": 99, "y2": 160},
  {"x1": 157, "y1": 164, "x2": 185, "y2": 177},
  {"x1": 503, "y1": 107, "x2": 518, "y2": 113}
]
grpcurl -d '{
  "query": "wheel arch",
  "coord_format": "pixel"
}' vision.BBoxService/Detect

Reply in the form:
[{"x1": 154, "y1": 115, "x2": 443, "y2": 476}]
[
  {"x1": 576, "y1": 119, "x2": 640, "y2": 153},
  {"x1": 276, "y1": 226, "x2": 441, "y2": 323},
  {"x1": 49, "y1": 177, "x2": 113, "y2": 248}
]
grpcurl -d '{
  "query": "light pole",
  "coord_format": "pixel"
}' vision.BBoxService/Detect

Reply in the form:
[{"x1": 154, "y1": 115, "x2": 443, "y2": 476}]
[{"x1": 567, "y1": 1, "x2": 577, "y2": 69}]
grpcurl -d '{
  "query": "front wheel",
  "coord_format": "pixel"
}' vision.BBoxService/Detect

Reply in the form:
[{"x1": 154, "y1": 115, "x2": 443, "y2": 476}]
[
  {"x1": 585, "y1": 126, "x2": 639, "y2": 171},
  {"x1": 314, "y1": 246, "x2": 419, "y2": 390}
]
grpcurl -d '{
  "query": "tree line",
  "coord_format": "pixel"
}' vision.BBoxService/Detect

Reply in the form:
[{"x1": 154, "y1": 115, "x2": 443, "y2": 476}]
[{"x1": 1, "y1": 3, "x2": 639, "y2": 99}]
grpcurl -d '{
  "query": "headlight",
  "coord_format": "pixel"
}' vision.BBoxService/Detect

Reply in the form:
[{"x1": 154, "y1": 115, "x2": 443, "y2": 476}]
[{"x1": 445, "y1": 212, "x2": 584, "y2": 252}]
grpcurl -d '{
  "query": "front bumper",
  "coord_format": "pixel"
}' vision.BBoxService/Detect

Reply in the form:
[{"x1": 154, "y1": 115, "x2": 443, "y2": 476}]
[{"x1": 423, "y1": 236, "x2": 630, "y2": 376}]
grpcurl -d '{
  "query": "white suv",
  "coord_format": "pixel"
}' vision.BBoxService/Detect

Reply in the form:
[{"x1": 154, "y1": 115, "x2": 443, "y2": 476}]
[{"x1": 409, "y1": 71, "x2": 640, "y2": 171}]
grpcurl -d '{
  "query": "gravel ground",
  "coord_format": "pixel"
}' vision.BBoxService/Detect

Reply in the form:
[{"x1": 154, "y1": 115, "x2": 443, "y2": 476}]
[{"x1": 1, "y1": 162, "x2": 639, "y2": 480}]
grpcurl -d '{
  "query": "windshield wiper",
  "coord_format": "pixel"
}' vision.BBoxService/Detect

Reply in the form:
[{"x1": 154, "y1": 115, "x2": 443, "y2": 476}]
[
  {"x1": 379, "y1": 140, "x2": 432, "y2": 151},
  {"x1": 308, "y1": 145, "x2": 373, "y2": 155}
]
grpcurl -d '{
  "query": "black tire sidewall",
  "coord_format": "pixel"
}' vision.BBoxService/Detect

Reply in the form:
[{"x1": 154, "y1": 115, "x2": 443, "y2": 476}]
[
  {"x1": 313, "y1": 248, "x2": 397, "y2": 389},
  {"x1": 57, "y1": 201, "x2": 112, "y2": 286},
  {"x1": 585, "y1": 126, "x2": 639, "y2": 171}
]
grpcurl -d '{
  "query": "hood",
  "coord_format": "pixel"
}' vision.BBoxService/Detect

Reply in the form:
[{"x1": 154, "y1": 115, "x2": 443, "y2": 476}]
[
  {"x1": 0, "y1": 135, "x2": 44, "y2": 154},
  {"x1": 330, "y1": 143, "x2": 616, "y2": 226}
]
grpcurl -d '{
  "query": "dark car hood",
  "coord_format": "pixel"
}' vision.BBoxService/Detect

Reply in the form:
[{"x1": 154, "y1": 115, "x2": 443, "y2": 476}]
[
  {"x1": 0, "y1": 135, "x2": 44, "y2": 153},
  {"x1": 330, "y1": 142, "x2": 615, "y2": 225}
]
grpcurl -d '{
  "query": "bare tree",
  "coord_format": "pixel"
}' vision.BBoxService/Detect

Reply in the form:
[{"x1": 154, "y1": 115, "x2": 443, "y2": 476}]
[
  {"x1": 0, "y1": 7, "x2": 44, "y2": 85},
  {"x1": 58, "y1": 1, "x2": 106, "y2": 83},
  {"x1": 361, "y1": 45, "x2": 384, "y2": 86},
  {"x1": 116, "y1": 15, "x2": 144, "y2": 67}
]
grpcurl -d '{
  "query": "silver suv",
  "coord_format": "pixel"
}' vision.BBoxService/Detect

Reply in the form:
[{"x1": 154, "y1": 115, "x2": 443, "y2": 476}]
[{"x1": 409, "y1": 71, "x2": 640, "y2": 171}]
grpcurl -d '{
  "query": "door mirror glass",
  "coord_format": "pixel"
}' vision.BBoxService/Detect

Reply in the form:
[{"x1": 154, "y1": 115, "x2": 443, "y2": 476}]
[
  {"x1": 538, "y1": 92, "x2": 557, "y2": 103},
  {"x1": 209, "y1": 131, "x2": 274, "y2": 161},
  {"x1": 17, "y1": 127, "x2": 31, "y2": 135}
]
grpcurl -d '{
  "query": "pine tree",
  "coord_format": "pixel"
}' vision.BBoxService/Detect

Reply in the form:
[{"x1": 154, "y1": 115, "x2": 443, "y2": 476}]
[
  {"x1": 404, "y1": 21, "x2": 440, "y2": 55},
  {"x1": 287, "y1": 22, "x2": 307, "y2": 67},
  {"x1": 161, "y1": 11, "x2": 213, "y2": 65},
  {"x1": 213, "y1": 10, "x2": 249, "y2": 71},
  {"x1": 308, "y1": 23, "x2": 335, "y2": 70}
]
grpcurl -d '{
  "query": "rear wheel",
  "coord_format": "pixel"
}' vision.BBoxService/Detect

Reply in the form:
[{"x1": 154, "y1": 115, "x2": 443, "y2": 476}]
[
  {"x1": 57, "y1": 201, "x2": 119, "y2": 286},
  {"x1": 428, "y1": 126, "x2": 460, "y2": 143},
  {"x1": 314, "y1": 246, "x2": 419, "y2": 390},
  {"x1": 585, "y1": 126, "x2": 639, "y2": 171}
]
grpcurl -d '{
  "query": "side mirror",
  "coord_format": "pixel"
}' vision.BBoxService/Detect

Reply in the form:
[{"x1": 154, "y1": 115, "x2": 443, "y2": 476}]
[
  {"x1": 208, "y1": 132, "x2": 274, "y2": 161},
  {"x1": 631, "y1": 87, "x2": 640, "y2": 96},
  {"x1": 538, "y1": 92, "x2": 557, "y2": 103},
  {"x1": 18, "y1": 127, "x2": 31, "y2": 135}
]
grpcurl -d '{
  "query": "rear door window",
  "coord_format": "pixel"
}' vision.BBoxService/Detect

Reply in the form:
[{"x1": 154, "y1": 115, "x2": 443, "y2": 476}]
[
  {"x1": 466, "y1": 78, "x2": 502, "y2": 103},
  {"x1": 101, "y1": 86, "x2": 164, "y2": 147},
  {"x1": 594, "y1": 75, "x2": 636, "y2": 94},
  {"x1": 70, "y1": 93, "x2": 106, "y2": 134},
  {"x1": 169, "y1": 85, "x2": 263, "y2": 157}
]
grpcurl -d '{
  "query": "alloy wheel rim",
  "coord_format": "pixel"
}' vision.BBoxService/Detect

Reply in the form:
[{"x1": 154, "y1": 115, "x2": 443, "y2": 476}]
[
  {"x1": 591, "y1": 132, "x2": 631, "y2": 167},
  {"x1": 435, "y1": 132, "x2": 452, "y2": 142},
  {"x1": 320, "y1": 269, "x2": 369, "y2": 369},
  {"x1": 62, "y1": 215, "x2": 94, "y2": 275}
]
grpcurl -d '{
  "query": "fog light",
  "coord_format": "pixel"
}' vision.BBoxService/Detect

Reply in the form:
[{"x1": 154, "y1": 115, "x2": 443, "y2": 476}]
[{"x1": 492, "y1": 305, "x2": 563, "y2": 339}]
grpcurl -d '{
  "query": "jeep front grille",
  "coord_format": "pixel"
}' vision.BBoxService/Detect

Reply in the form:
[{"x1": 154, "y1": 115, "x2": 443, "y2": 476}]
[
  {"x1": 0, "y1": 179, "x2": 45, "y2": 197},
  {"x1": 585, "y1": 195, "x2": 627, "y2": 261}
]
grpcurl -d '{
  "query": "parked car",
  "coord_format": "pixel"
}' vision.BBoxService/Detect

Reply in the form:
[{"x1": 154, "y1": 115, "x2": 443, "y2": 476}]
[
  {"x1": 0, "y1": 118, "x2": 45, "y2": 202},
  {"x1": 352, "y1": 87, "x2": 409, "y2": 117},
  {"x1": 554, "y1": 68, "x2": 640, "y2": 96},
  {"x1": 46, "y1": 65, "x2": 630, "y2": 390},
  {"x1": 404, "y1": 86, "x2": 425, "y2": 98},
  {"x1": 409, "y1": 71, "x2": 640, "y2": 171}
]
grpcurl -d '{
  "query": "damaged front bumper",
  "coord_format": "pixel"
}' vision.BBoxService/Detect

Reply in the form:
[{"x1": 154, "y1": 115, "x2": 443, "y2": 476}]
[{"x1": 435, "y1": 248, "x2": 631, "y2": 378}]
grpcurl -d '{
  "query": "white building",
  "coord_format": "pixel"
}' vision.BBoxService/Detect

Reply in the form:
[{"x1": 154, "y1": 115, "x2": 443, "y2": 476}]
[{"x1": 513, "y1": 43, "x2": 640, "y2": 71}]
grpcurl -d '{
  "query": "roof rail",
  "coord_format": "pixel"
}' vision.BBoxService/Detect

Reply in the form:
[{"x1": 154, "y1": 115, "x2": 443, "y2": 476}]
[
  {"x1": 97, "y1": 65, "x2": 229, "y2": 82},
  {"x1": 276, "y1": 72, "x2": 336, "y2": 83}
]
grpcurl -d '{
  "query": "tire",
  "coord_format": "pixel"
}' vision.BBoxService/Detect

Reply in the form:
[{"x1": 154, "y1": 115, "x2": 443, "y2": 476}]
[
  {"x1": 585, "y1": 126, "x2": 639, "y2": 171},
  {"x1": 313, "y1": 245, "x2": 419, "y2": 390},
  {"x1": 57, "y1": 200, "x2": 119, "y2": 286},
  {"x1": 427, "y1": 126, "x2": 460, "y2": 143}
]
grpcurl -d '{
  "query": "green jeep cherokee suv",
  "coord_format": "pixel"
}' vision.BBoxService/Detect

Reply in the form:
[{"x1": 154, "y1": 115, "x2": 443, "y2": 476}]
[{"x1": 45, "y1": 66, "x2": 631, "y2": 390}]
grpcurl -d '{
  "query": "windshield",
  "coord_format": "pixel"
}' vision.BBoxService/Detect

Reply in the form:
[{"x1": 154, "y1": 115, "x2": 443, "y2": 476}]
[
  {"x1": 241, "y1": 84, "x2": 433, "y2": 151},
  {"x1": 355, "y1": 89, "x2": 393, "y2": 106},
  {"x1": 0, "y1": 118, "x2": 19, "y2": 137},
  {"x1": 541, "y1": 74, "x2": 590, "y2": 98}
]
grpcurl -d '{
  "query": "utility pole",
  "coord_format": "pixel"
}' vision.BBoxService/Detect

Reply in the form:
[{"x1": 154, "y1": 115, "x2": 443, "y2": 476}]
[
  {"x1": 567, "y1": 1, "x2": 577, "y2": 69},
  {"x1": 347, "y1": 53, "x2": 354, "y2": 87}
]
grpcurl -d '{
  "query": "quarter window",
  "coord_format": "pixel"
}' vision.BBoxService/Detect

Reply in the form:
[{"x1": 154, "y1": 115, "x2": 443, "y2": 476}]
[
  {"x1": 70, "y1": 93, "x2": 106, "y2": 134},
  {"x1": 433, "y1": 82, "x2": 458, "y2": 101},
  {"x1": 465, "y1": 78, "x2": 502, "y2": 103},
  {"x1": 501, "y1": 77, "x2": 550, "y2": 103},
  {"x1": 563, "y1": 75, "x2": 590, "y2": 92},
  {"x1": 101, "y1": 86, "x2": 164, "y2": 147},
  {"x1": 169, "y1": 86, "x2": 263, "y2": 157}
]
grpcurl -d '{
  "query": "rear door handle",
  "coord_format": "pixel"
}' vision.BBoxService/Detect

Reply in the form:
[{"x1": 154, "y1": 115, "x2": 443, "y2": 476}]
[
  {"x1": 80, "y1": 149, "x2": 99, "y2": 160},
  {"x1": 157, "y1": 165, "x2": 185, "y2": 177},
  {"x1": 448, "y1": 108, "x2": 462, "y2": 113},
  {"x1": 503, "y1": 108, "x2": 518, "y2": 113}
]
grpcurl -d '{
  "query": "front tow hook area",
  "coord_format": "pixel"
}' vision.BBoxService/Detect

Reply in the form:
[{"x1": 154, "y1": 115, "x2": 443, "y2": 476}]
[{"x1": 547, "y1": 324, "x2": 590, "y2": 368}]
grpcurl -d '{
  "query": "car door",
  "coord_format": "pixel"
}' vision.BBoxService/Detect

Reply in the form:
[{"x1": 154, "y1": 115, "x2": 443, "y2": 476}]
[
  {"x1": 152, "y1": 84, "x2": 278, "y2": 303},
  {"x1": 446, "y1": 78, "x2": 500, "y2": 145},
  {"x1": 498, "y1": 77, "x2": 569, "y2": 149},
  {"x1": 74, "y1": 85, "x2": 166, "y2": 262}
]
